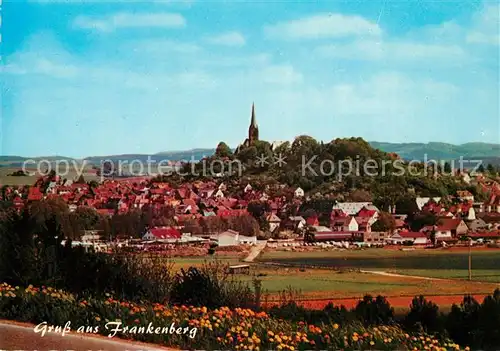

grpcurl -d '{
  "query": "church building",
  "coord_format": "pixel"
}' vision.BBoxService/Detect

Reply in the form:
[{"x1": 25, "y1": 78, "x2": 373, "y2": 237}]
[{"x1": 235, "y1": 103, "x2": 259, "y2": 153}]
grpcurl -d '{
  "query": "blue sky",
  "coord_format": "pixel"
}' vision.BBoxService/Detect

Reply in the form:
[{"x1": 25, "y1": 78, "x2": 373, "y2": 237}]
[{"x1": 1, "y1": 0, "x2": 499, "y2": 158}]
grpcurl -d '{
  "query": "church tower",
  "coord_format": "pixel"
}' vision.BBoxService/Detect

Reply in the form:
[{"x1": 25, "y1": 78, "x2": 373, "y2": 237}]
[{"x1": 248, "y1": 102, "x2": 259, "y2": 145}]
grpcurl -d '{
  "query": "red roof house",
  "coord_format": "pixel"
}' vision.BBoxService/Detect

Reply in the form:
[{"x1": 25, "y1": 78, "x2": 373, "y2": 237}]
[{"x1": 143, "y1": 227, "x2": 181, "y2": 241}]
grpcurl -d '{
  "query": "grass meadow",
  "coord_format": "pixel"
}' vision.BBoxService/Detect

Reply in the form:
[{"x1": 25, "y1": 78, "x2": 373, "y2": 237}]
[
  {"x1": 165, "y1": 249, "x2": 500, "y2": 309},
  {"x1": 258, "y1": 248, "x2": 500, "y2": 283}
]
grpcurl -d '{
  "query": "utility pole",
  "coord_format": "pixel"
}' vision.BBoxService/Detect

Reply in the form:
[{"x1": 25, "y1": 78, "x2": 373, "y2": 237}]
[{"x1": 468, "y1": 238, "x2": 472, "y2": 281}]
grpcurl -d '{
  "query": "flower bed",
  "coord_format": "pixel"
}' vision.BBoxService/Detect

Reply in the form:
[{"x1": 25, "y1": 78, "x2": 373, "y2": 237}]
[{"x1": 0, "y1": 283, "x2": 466, "y2": 350}]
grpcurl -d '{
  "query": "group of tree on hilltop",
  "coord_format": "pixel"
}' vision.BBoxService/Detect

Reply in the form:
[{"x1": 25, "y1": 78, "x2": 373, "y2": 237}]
[{"x1": 206, "y1": 136, "x2": 498, "y2": 211}]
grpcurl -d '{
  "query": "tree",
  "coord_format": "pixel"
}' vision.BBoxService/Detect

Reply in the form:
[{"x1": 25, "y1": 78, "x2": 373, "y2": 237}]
[
  {"x1": 443, "y1": 162, "x2": 452, "y2": 174},
  {"x1": 182, "y1": 219, "x2": 203, "y2": 235},
  {"x1": 27, "y1": 198, "x2": 73, "y2": 247},
  {"x1": 236, "y1": 145, "x2": 258, "y2": 165},
  {"x1": 200, "y1": 216, "x2": 226, "y2": 234},
  {"x1": 405, "y1": 295, "x2": 443, "y2": 333},
  {"x1": 349, "y1": 189, "x2": 373, "y2": 202},
  {"x1": 478, "y1": 289, "x2": 500, "y2": 348},
  {"x1": 273, "y1": 141, "x2": 290, "y2": 156},
  {"x1": 228, "y1": 215, "x2": 260, "y2": 236},
  {"x1": 215, "y1": 142, "x2": 233, "y2": 158},
  {"x1": 110, "y1": 210, "x2": 144, "y2": 239},
  {"x1": 0, "y1": 208, "x2": 38, "y2": 286},
  {"x1": 71, "y1": 206, "x2": 100, "y2": 232},
  {"x1": 486, "y1": 163, "x2": 495, "y2": 174},
  {"x1": 446, "y1": 295, "x2": 482, "y2": 347},
  {"x1": 430, "y1": 226, "x2": 437, "y2": 246},
  {"x1": 75, "y1": 174, "x2": 86, "y2": 184},
  {"x1": 304, "y1": 225, "x2": 316, "y2": 243},
  {"x1": 410, "y1": 211, "x2": 437, "y2": 231},
  {"x1": 247, "y1": 201, "x2": 269, "y2": 218},
  {"x1": 354, "y1": 295, "x2": 394, "y2": 326},
  {"x1": 371, "y1": 212, "x2": 396, "y2": 233}
]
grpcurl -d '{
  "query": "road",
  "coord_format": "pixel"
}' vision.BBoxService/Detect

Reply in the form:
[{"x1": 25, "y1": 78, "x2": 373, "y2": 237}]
[
  {"x1": 0, "y1": 321, "x2": 174, "y2": 351},
  {"x1": 243, "y1": 240, "x2": 267, "y2": 262}
]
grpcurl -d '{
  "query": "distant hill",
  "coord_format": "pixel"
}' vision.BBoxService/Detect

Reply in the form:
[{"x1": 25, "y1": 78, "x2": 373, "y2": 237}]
[
  {"x1": 369, "y1": 142, "x2": 500, "y2": 161},
  {"x1": 0, "y1": 155, "x2": 77, "y2": 168},
  {"x1": 2, "y1": 142, "x2": 499, "y2": 167}
]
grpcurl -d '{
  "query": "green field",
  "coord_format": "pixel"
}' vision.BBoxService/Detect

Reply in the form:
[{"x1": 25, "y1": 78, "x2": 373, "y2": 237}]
[
  {"x1": 0, "y1": 166, "x2": 101, "y2": 186},
  {"x1": 258, "y1": 248, "x2": 500, "y2": 283},
  {"x1": 167, "y1": 251, "x2": 500, "y2": 300}
]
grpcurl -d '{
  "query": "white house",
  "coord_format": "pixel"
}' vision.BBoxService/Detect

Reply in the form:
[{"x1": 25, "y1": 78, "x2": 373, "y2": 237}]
[
  {"x1": 486, "y1": 194, "x2": 500, "y2": 213},
  {"x1": 61, "y1": 240, "x2": 109, "y2": 252},
  {"x1": 81, "y1": 231, "x2": 102, "y2": 243},
  {"x1": 266, "y1": 213, "x2": 282, "y2": 233},
  {"x1": 434, "y1": 218, "x2": 469, "y2": 239},
  {"x1": 142, "y1": 227, "x2": 182, "y2": 242},
  {"x1": 288, "y1": 216, "x2": 306, "y2": 232},
  {"x1": 457, "y1": 191, "x2": 474, "y2": 202},
  {"x1": 294, "y1": 187, "x2": 304, "y2": 198},
  {"x1": 389, "y1": 232, "x2": 428, "y2": 245},
  {"x1": 238, "y1": 234, "x2": 257, "y2": 245},
  {"x1": 332, "y1": 202, "x2": 379, "y2": 216},
  {"x1": 416, "y1": 197, "x2": 441, "y2": 211},
  {"x1": 462, "y1": 173, "x2": 471, "y2": 184},
  {"x1": 211, "y1": 229, "x2": 240, "y2": 247},
  {"x1": 312, "y1": 225, "x2": 333, "y2": 232},
  {"x1": 331, "y1": 217, "x2": 359, "y2": 232},
  {"x1": 466, "y1": 207, "x2": 476, "y2": 221},
  {"x1": 46, "y1": 182, "x2": 58, "y2": 194}
]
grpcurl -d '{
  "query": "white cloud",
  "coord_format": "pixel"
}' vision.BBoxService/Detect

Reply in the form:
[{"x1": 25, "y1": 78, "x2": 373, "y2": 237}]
[
  {"x1": 259, "y1": 64, "x2": 303, "y2": 85},
  {"x1": 309, "y1": 72, "x2": 458, "y2": 117},
  {"x1": 410, "y1": 21, "x2": 464, "y2": 43},
  {"x1": 466, "y1": 32, "x2": 499, "y2": 45},
  {"x1": 2, "y1": 64, "x2": 28, "y2": 75},
  {"x1": 316, "y1": 40, "x2": 467, "y2": 62},
  {"x1": 72, "y1": 12, "x2": 186, "y2": 32},
  {"x1": 130, "y1": 40, "x2": 201, "y2": 54},
  {"x1": 3, "y1": 55, "x2": 80, "y2": 79},
  {"x1": 205, "y1": 31, "x2": 246, "y2": 46},
  {"x1": 466, "y1": 3, "x2": 500, "y2": 46},
  {"x1": 31, "y1": 0, "x2": 194, "y2": 3},
  {"x1": 34, "y1": 59, "x2": 80, "y2": 78},
  {"x1": 198, "y1": 53, "x2": 271, "y2": 68},
  {"x1": 264, "y1": 13, "x2": 381, "y2": 40},
  {"x1": 254, "y1": 71, "x2": 467, "y2": 144}
]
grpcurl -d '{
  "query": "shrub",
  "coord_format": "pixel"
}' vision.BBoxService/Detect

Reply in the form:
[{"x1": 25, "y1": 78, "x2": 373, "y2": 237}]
[
  {"x1": 354, "y1": 295, "x2": 394, "y2": 326},
  {"x1": 268, "y1": 301, "x2": 352, "y2": 325},
  {"x1": 170, "y1": 261, "x2": 255, "y2": 309},
  {"x1": 446, "y1": 295, "x2": 481, "y2": 348},
  {"x1": 323, "y1": 302, "x2": 352, "y2": 324},
  {"x1": 0, "y1": 283, "x2": 466, "y2": 351},
  {"x1": 404, "y1": 295, "x2": 443, "y2": 333},
  {"x1": 478, "y1": 288, "x2": 500, "y2": 348},
  {"x1": 58, "y1": 247, "x2": 174, "y2": 303}
]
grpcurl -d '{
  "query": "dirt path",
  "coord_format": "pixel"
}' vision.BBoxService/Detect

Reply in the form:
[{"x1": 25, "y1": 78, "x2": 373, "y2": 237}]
[
  {"x1": 0, "y1": 320, "x2": 175, "y2": 351},
  {"x1": 243, "y1": 240, "x2": 267, "y2": 262},
  {"x1": 360, "y1": 270, "x2": 448, "y2": 281}
]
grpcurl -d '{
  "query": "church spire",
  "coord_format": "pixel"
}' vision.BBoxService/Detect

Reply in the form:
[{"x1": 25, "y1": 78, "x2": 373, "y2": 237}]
[
  {"x1": 250, "y1": 102, "x2": 257, "y2": 128},
  {"x1": 248, "y1": 102, "x2": 259, "y2": 145}
]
